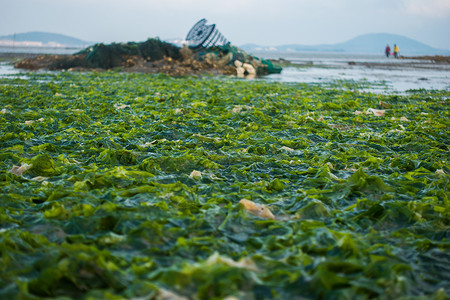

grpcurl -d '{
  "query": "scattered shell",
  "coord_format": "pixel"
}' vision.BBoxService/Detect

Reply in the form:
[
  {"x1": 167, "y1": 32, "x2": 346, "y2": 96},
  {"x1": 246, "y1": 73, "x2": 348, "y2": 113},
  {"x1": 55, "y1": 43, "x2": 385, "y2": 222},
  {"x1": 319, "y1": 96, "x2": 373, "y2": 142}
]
[
  {"x1": 209, "y1": 173, "x2": 221, "y2": 180},
  {"x1": 189, "y1": 170, "x2": 202, "y2": 180},
  {"x1": 139, "y1": 139, "x2": 166, "y2": 148},
  {"x1": 32, "y1": 176, "x2": 49, "y2": 182},
  {"x1": 400, "y1": 116, "x2": 409, "y2": 122},
  {"x1": 239, "y1": 198, "x2": 275, "y2": 219},
  {"x1": 25, "y1": 118, "x2": 46, "y2": 125},
  {"x1": 232, "y1": 105, "x2": 252, "y2": 114},
  {"x1": 388, "y1": 129, "x2": 404, "y2": 134},
  {"x1": 174, "y1": 108, "x2": 184, "y2": 114},
  {"x1": 378, "y1": 101, "x2": 391, "y2": 109},
  {"x1": 9, "y1": 163, "x2": 32, "y2": 176},
  {"x1": 329, "y1": 172, "x2": 340, "y2": 181},
  {"x1": 366, "y1": 108, "x2": 386, "y2": 116},
  {"x1": 243, "y1": 63, "x2": 256, "y2": 75},
  {"x1": 354, "y1": 110, "x2": 363, "y2": 115},
  {"x1": 157, "y1": 288, "x2": 189, "y2": 300},
  {"x1": 236, "y1": 67, "x2": 245, "y2": 77},
  {"x1": 139, "y1": 142, "x2": 153, "y2": 148},
  {"x1": 280, "y1": 146, "x2": 294, "y2": 152},
  {"x1": 435, "y1": 169, "x2": 446, "y2": 175},
  {"x1": 205, "y1": 252, "x2": 258, "y2": 272},
  {"x1": 232, "y1": 105, "x2": 242, "y2": 113},
  {"x1": 115, "y1": 104, "x2": 130, "y2": 109}
]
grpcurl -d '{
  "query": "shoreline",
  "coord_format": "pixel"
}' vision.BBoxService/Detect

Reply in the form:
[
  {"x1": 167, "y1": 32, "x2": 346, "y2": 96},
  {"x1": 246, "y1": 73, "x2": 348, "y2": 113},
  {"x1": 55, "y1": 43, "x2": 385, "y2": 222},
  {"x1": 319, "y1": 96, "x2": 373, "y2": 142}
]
[
  {"x1": 2, "y1": 51, "x2": 449, "y2": 67},
  {"x1": 1, "y1": 52, "x2": 449, "y2": 92}
]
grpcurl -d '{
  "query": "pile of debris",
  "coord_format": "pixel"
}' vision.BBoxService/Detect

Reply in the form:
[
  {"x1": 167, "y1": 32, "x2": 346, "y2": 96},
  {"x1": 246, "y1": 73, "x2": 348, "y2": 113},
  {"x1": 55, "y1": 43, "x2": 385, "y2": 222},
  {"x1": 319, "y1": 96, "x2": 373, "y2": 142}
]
[{"x1": 14, "y1": 38, "x2": 281, "y2": 77}]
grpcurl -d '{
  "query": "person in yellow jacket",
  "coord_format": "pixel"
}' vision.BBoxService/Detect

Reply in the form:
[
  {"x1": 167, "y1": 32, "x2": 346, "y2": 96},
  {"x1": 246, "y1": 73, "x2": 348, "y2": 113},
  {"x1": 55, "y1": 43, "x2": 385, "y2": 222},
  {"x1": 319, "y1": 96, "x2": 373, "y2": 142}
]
[{"x1": 393, "y1": 44, "x2": 399, "y2": 58}]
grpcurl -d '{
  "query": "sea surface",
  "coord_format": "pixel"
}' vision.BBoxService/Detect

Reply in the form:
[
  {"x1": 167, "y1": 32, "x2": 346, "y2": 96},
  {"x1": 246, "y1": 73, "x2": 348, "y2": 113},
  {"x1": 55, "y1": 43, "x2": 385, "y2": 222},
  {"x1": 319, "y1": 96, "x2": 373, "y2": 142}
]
[
  {"x1": 254, "y1": 51, "x2": 450, "y2": 92},
  {"x1": 0, "y1": 46, "x2": 82, "y2": 55},
  {"x1": 1, "y1": 47, "x2": 449, "y2": 92}
]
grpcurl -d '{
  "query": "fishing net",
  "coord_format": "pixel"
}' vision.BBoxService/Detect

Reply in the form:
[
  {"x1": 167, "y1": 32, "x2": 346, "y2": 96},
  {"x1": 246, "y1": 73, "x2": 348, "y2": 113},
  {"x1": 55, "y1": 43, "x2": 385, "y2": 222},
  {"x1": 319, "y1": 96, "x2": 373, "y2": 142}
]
[
  {"x1": 16, "y1": 29, "x2": 281, "y2": 75},
  {"x1": 78, "y1": 38, "x2": 181, "y2": 69},
  {"x1": 185, "y1": 19, "x2": 282, "y2": 75}
]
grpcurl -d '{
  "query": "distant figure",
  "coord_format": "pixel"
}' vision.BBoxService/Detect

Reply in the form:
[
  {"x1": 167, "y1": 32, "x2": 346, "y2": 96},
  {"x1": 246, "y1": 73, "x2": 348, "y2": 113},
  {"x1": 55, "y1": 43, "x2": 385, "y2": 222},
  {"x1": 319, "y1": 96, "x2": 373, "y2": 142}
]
[
  {"x1": 393, "y1": 44, "x2": 399, "y2": 58},
  {"x1": 385, "y1": 44, "x2": 391, "y2": 57}
]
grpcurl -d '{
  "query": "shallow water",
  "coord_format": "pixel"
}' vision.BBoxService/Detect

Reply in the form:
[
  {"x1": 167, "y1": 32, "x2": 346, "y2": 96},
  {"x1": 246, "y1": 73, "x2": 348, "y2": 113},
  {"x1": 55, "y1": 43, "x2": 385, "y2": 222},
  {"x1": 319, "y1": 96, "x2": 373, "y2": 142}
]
[
  {"x1": 264, "y1": 65, "x2": 450, "y2": 92},
  {"x1": 0, "y1": 46, "x2": 81, "y2": 55},
  {"x1": 256, "y1": 51, "x2": 450, "y2": 92},
  {"x1": 0, "y1": 62, "x2": 20, "y2": 75}
]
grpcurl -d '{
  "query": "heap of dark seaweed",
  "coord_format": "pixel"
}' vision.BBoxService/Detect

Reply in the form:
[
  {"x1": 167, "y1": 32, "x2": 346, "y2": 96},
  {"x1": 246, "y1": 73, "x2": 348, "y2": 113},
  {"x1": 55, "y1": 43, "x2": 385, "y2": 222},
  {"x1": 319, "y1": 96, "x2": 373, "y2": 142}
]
[{"x1": 14, "y1": 38, "x2": 281, "y2": 76}]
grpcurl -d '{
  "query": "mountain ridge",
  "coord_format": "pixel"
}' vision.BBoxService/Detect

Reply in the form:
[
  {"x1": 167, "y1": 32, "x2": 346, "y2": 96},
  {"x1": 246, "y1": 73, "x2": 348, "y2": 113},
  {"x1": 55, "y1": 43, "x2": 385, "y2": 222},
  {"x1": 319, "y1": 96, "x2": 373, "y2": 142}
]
[
  {"x1": 241, "y1": 33, "x2": 450, "y2": 55},
  {"x1": 1, "y1": 31, "x2": 448, "y2": 55},
  {"x1": 0, "y1": 31, "x2": 93, "y2": 48}
]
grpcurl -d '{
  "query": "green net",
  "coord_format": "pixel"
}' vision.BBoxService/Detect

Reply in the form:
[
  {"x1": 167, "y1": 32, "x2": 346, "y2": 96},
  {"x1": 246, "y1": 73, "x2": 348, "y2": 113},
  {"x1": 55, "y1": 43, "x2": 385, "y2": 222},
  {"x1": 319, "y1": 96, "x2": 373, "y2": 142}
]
[{"x1": 77, "y1": 38, "x2": 181, "y2": 69}]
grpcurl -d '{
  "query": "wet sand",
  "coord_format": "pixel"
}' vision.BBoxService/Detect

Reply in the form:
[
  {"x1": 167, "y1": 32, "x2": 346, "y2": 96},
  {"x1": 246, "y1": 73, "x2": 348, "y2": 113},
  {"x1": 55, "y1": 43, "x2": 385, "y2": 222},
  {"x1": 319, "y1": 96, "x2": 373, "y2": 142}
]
[{"x1": 347, "y1": 57, "x2": 450, "y2": 71}]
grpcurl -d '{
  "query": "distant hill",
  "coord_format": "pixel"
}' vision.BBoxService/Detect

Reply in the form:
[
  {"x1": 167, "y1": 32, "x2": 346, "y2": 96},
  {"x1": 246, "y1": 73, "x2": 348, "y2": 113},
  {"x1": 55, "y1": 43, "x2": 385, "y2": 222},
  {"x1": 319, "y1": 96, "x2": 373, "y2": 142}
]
[
  {"x1": 332, "y1": 33, "x2": 446, "y2": 54},
  {"x1": 0, "y1": 31, "x2": 93, "y2": 48},
  {"x1": 2, "y1": 32, "x2": 448, "y2": 55},
  {"x1": 241, "y1": 33, "x2": 450, "y2": 55}
]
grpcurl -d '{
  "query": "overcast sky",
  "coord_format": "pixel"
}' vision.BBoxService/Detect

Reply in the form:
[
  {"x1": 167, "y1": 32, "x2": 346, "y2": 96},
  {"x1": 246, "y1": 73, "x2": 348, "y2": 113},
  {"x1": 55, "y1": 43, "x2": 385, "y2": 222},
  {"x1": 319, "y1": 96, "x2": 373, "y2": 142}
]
[{"x1": 1, "y1": 0, "x2": 450, "y2": 49}]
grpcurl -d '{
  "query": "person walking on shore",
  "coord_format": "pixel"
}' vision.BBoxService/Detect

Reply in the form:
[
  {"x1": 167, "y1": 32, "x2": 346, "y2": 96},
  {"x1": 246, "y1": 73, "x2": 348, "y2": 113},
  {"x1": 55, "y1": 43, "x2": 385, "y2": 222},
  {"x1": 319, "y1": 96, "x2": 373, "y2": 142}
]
[
  {"x1": 393, "y1": 44, "x2": 399, "y2": 58},
  {"x1": 385, "y1": 44, "x2": 391, "y2": 57}
]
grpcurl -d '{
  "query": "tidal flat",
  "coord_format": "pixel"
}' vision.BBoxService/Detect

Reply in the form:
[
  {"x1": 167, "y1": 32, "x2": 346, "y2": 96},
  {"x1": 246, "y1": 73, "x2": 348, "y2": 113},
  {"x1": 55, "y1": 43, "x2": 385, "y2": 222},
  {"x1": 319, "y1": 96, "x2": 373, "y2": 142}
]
[{"x1": 0, "y1": 71, "x2": 449, "y2": 299}]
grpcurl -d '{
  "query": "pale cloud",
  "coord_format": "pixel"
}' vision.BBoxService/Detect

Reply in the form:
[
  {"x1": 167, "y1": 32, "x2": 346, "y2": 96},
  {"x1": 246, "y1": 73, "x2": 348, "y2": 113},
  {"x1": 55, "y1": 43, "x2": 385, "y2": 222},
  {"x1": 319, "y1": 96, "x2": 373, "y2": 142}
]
[
  {"x1": 1, "y1": 0, "x2": 449, "y2": 49},
  {"x1": 402, "y1": 0, "x2": 450, "y2": 18}
]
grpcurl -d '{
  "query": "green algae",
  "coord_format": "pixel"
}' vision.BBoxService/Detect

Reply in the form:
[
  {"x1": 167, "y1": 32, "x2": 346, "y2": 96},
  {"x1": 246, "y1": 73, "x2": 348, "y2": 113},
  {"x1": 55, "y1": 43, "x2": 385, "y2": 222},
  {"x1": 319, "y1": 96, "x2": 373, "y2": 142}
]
[{"x1": 0, "y1": 72, "x2": 449, "y2": 299}]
